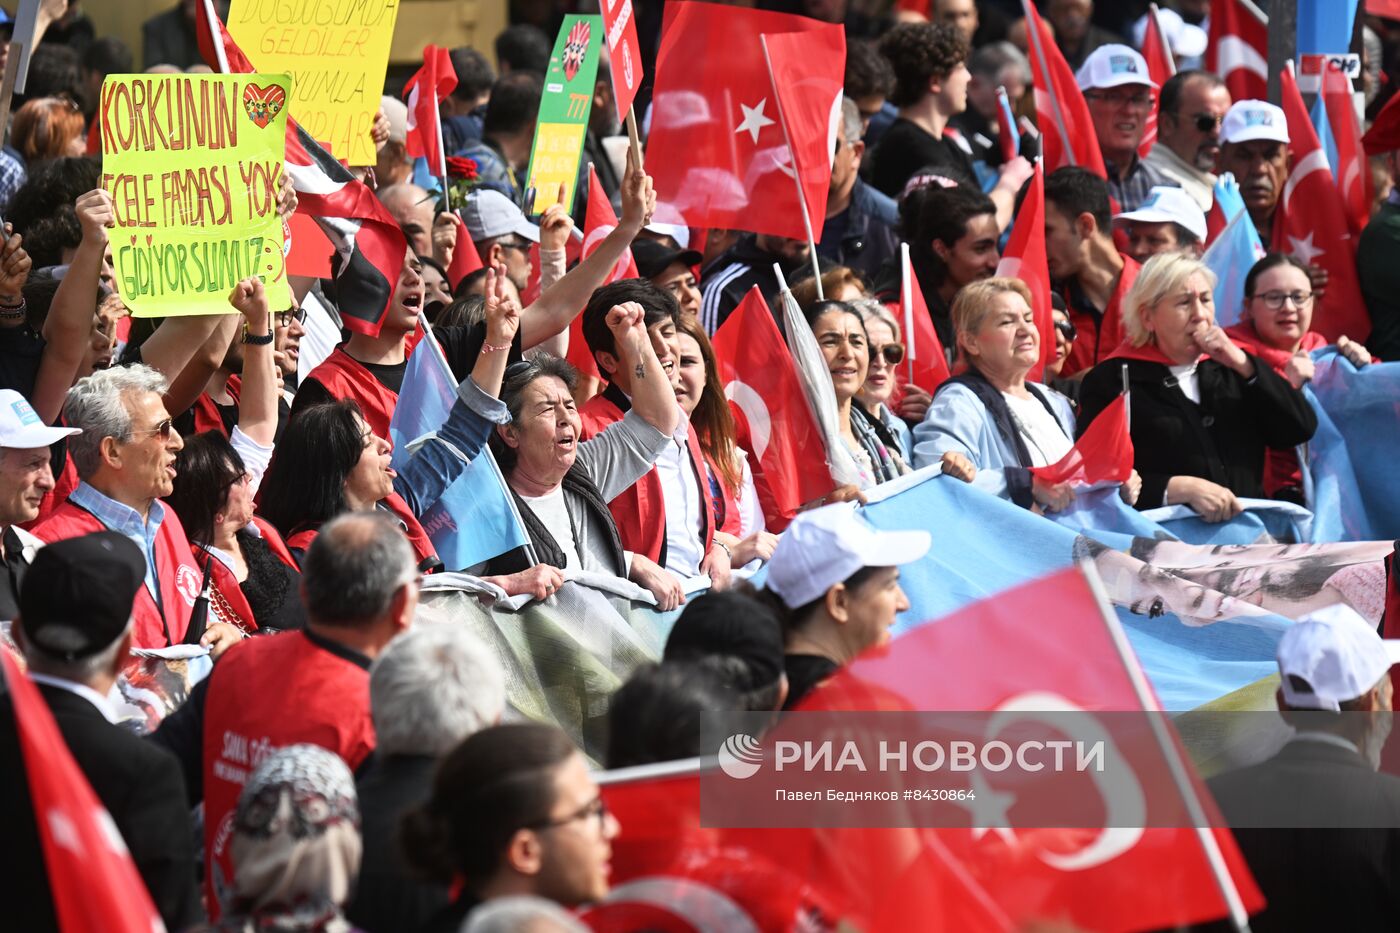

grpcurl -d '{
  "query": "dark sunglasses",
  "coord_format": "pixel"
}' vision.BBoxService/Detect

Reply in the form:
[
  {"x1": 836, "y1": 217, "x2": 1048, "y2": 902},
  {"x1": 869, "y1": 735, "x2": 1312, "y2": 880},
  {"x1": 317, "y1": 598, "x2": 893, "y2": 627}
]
[
  {"x1": 132, "y1": 418, "x2": 176, "y2": 440},
  {"x1": 869, "y1": 342, "x2": 905, "y2": 366},
  {"x1": 1053, "y1": 319, "x2": 1077, "y2": 342},
  {"x1": 1188, "y1": 112, "x2": 1224, "y2": 133}
]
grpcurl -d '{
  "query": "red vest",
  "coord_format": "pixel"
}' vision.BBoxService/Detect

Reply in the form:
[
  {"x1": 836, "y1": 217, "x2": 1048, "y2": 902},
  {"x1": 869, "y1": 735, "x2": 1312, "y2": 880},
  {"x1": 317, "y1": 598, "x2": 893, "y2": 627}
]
[
  {"x1": 26, "y1": 451, "x2": 79, "y2": 530},
  {"x1": 304, "y1": 347, "x2": 399, "y2": 440},
  {"x1": 1060, "y1": 254, "x2": 1141, "y2": 376},
  {"x1": 196, "y1": 517, "x2": 298, "y2": 633},
  {"x1": 283, "y1": 494, "x2": 438, "y2": 571},
  {"x1": 200, "y1": 630, "x2": 375, "y2": 917},
  {"x1": 578, "y1": 390, "x2": 715, "y2": 566},
  {"x1": 32, "y1": 498, "x2": 201, "y2": 648}
]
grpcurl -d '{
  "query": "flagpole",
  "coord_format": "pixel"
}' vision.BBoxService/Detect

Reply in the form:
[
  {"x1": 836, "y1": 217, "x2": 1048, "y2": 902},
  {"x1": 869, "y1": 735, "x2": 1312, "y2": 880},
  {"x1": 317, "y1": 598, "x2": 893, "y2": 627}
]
[
  {"x1": 759, "y1": 34, "x2": 824, "y2": 300},
  {"x1": 201, "y1": 0, "x2": 230, "y2": 74},
  {"x1": 900, "y1": 242, "x2": 916, "y2": 384},
  {"x1": 1077, "y1": 559, "x2": 1255, "y2": 933},
  {"x1": 1148, "y1": 4, "x2": 1178, "y2": 77},
  {"x1": 625, "y1": 105, "x2": 645, "y2": 172},
  {"x1": 1021, "y1": 0, "x2": 1077, "y2": 167}
]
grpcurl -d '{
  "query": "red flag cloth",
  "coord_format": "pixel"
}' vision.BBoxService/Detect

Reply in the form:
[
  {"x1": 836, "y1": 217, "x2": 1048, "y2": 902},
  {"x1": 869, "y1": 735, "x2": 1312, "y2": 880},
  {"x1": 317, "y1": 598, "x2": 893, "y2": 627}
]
[
  {"x1": 1138, "y1": 6, "x2": 1176, "y2": 158},
  {"x1": 1276, "y1": 65, "x2": 1371, "y2": 343},
  {"x1": 799, "y1": 567, "x2": 1265, "y2": 932},
  {"x1": 901, "y1": 251, "x2": 952, "y2": 394},
  {"x1": 712, "y1": 286, "x2": 833, "y2": 525},
  {"x1": 762, "y1": 28, "x2": 846, "y2": 243},
  {"x1": 1030, "y1": 392, "x2": 1134, "y2": 486},
  {"x1": 196, "y1": 0, "x2": 408, "y2": 338},
  {"x1": 1, "y1": 650, "x2": 165, "y2": 932},
  {"x1": 1021, "y1": 0, "x2": 1106, "y2": 177},
  {"x1": 445, "y1": 213, "x2": 483, "y2": 288},
  {"x1": 995, "y1": 162, "x2": 1055, "y2": 379},
  {"x1": 647, "y1": 3, "x2": 845, "y2": 240},
  {"x1": 599, "y1": 0, "x2": 643, "y2": 121},
  {"x1": 1362, "y1": 85, "x2": 1400, "y2": 155},
  {"x1": 403, "y1": 45, "x2": 457, "y2": 176},
  {"x1": 1321, "y1": 61, "x2": 1371, "y2": 239},
  {"x1": 286, "y1": 211, "x2": 333, "y2": 278},
  {"x1": 1206, "y1": 0, "x2": 1268, "y2": 104},
  {"x1": 567, "y1": 164, "x2": 639, "y2": 380}
]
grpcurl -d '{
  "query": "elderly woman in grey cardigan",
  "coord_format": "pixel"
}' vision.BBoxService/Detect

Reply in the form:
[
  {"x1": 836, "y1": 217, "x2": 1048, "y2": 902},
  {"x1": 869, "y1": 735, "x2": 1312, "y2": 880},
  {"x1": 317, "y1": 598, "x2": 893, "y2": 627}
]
[
  {"x1": 912, "y1": 277, "x2": 1141, "y2": 512},
  {"x1": 478, "y1": 302, "x2": 686, "y2": 609}
]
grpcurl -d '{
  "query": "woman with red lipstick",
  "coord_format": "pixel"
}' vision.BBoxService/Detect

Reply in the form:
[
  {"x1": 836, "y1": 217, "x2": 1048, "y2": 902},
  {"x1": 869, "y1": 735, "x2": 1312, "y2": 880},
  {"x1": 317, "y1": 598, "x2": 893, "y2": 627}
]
[{"x1": 1225, "y1": 253, "x2": 1373, "y2": 502}]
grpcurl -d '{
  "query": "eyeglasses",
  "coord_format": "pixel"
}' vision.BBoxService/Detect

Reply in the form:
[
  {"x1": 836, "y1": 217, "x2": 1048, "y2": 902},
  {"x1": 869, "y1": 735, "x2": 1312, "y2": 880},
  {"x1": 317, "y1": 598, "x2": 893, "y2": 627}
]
[
  {"x1": 131, "y1": 418, "x2": 175, "y2": 440},
  {"x1": 276, "y1": 307, "x2": 307, "y2": 327},
  {"x1": 498, "y1": 238, "x2": 532, "y2": 254},
  {"x1": 1053, "y1": 318, "x2": 1077, "y2": 342},
  {"x1": 1084, "y1": 90, "x2": 1154, "y2": 110},
  {"x1": 1189, "y1": 112, "x2": 1224, "y2": 133},
  {"x1": 528, "y1": 796, "x2": 609, "y2": 832},
  {"x1": 1251, "y1": 290, "x2": 1314, "y2": 310},
  {"x1": 869, "y1": 342, "x2": 905, "y2": 366}
]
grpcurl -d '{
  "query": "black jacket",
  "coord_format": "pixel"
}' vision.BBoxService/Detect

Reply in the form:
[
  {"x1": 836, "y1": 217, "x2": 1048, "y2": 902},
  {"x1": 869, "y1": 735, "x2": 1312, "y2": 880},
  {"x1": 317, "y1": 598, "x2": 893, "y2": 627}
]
[
  {"x1": 38, "y1": 684, "x2": 202, "y2": 931},
  {"x1": 697, "y1": 235, "x2": 828, "y2": 336},
  {"x1": 348, "y1": 753, "x2": 449, "y2": 933},
  {"x1": 1198, "y1": 738, "x2": 1400, "y2": 932},
  {"x1": 1078, "y1": 355, "x2": 1316, "y2": 509}
]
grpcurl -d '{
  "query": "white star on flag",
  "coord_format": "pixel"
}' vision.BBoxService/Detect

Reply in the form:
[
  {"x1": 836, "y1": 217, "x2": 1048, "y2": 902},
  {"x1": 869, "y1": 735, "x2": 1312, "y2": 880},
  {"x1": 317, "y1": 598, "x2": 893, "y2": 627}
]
[
  {"x1": 734, "y1": 99, "x2": 775, "y2": 144},
  {"x1": 1287, "y1": 231, "x2": 1324, "y2": 266}
]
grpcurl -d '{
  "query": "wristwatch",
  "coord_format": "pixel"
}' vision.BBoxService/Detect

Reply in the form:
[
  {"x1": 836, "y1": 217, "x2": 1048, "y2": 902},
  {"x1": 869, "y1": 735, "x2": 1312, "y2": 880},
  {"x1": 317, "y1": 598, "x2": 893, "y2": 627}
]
[{"x1": 241, "y1": 327, "x2": 274, "y2": 345}]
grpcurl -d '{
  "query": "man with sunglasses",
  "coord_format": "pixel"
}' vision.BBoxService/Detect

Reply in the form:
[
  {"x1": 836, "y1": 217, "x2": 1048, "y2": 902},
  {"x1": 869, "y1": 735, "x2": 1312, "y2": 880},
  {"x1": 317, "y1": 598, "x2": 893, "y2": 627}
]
[
  {"x1": 1144, "y1": 70, "x2": 1231, "y2": 211},
  {"x1": 1076, "y1": 45, "x2": 1173, "y2": 212},
  {"x1": 31, "y1": 364, "x2": 242, "y2": 654}
]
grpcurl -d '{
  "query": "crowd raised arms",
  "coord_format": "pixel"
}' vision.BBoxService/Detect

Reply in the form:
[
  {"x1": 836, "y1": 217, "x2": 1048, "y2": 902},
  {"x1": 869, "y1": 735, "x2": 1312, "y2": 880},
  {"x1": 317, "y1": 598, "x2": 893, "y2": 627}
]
[{"x1": 0, "y1": 0, "x2": 1398, "y2": 930}]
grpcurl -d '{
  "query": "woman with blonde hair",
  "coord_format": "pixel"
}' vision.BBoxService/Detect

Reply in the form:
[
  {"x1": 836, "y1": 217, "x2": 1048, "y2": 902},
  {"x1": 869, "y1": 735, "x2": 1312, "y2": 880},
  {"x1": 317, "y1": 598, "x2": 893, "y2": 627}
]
[
  {"x1": 911, "y1": 277, "x2": 1137, "y2": 512},
  {"x1": 849, "y1": 298, "x2": 929, "y2": 461},
  {"x1": 1078, "y1": 252, "x2": 1316, "y2": 521}
]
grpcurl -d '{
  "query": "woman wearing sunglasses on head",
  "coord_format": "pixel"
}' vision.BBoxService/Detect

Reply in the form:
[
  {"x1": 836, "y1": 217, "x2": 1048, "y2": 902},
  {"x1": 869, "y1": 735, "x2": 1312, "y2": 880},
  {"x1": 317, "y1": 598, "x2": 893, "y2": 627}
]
[
  {"x1": 912, "y1": 277, "x2": 1142, "y2": 513},
  {"x1": 1223, "y1": 253, "x2": 1373, "y2": 503}
]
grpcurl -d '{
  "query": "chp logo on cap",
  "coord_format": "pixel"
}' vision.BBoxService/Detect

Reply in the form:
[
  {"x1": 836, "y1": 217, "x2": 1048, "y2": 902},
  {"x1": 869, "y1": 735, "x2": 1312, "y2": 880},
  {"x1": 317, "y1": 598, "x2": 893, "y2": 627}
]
[
  {"x1": 1245, "y1": 110, "x2": 1276, "y2": 127},
  {"x1": 717, "y1": 733, "x2": 763, "y2": 779},
  {"x1": 1109, "y1": 55, "x2": 1140, "y2": 75},
  {"x1": 9, "y1": 398, "x2": 39, "y2": 426}
]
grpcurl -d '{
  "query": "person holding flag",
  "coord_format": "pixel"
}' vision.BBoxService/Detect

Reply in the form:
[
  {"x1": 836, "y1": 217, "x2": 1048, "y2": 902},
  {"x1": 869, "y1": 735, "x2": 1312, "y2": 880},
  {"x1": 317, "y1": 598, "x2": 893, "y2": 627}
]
[{"x1": 1079, "y1": 252, "x2": 1315, "y2": 519}]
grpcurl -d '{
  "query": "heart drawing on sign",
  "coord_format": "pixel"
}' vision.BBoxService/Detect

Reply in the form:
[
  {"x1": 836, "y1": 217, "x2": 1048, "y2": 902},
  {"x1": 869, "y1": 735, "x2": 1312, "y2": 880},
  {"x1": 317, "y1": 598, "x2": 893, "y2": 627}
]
[{"x1": 242, "y1": 83, "x2": 286, "y2": 129}]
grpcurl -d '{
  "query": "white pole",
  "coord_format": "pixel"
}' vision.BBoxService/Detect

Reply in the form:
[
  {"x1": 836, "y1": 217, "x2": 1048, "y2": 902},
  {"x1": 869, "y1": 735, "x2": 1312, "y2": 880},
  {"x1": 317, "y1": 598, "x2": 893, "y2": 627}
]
[
  {"x1": 1149, "y1": 4, "x2": 1179, "y2": 77},
  {"x1": 1077, "y1": 559, "x2": 1254, "y2": 933},
  {"x1": 759, "y1": 34, "x2": 824, "y2": 300},
  {"x1": 201, "y1": 0, "x2": 230, "y2": 74},
  {"x1": 1020, "y1": 0, "x2": 1076, "y2": 167},
  {"x1": 901, "y1": 241, "x2": 916, "y2": 384}
]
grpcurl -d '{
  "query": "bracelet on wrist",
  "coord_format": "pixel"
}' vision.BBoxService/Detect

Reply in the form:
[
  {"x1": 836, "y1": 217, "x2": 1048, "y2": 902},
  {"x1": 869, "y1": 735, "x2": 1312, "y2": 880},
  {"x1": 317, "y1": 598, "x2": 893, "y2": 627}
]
[
  {"x1": 481, "y1": 340, "x2": 511, "y2": 354},
  {"x1": 242, "y1": 327, "x2": 274, "y2": 345}
]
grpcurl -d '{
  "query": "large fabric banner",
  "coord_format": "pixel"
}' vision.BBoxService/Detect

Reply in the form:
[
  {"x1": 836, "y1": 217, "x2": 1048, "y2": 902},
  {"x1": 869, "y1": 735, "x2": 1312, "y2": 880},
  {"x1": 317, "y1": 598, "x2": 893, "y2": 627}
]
[{"x1": 99, "y1": 73, "x2": 292, "y2": 317}]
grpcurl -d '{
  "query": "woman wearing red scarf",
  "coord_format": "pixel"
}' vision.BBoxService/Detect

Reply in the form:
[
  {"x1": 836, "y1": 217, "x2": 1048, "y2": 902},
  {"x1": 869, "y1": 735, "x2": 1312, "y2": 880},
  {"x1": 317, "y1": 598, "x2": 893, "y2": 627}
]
[
  {"x1": 1078, "y1": 253, "x2": 1317, "y2": 521},
  {"x1": 1225, "y1": 254, "x2": 1374, "y2": 502}
]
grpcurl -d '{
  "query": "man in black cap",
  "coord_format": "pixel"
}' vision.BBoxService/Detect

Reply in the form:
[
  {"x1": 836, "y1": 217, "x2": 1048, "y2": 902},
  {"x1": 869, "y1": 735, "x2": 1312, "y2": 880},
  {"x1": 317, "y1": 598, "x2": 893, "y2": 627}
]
[
  {"x1": 9, "y1": 531, "x2": 200, "y2": 931},
  {"x1": 632, "y1": 238, "x2": 703, "y2": 320},
  {"x1": 664, "y1": 589, "x2": 788, "y2": 712}
]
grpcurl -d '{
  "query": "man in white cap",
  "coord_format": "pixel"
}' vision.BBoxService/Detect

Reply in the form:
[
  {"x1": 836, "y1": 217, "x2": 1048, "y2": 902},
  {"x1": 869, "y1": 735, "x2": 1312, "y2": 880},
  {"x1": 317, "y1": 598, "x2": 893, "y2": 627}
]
[
  {"x1": 1206, "y1": 605, "x2": 1400, "y2": 932},
  {"x1": 461, "y1": 188, "x2": 541, "y2": 295},
  {"x1": 1077, "y1": 44, "x2": 1172, "y2": 211},
  {"x1": 1144, "y1": 70, "x2": 1231, "y2": 212},
  {"x1": 1113, "y1": 185, "x2": 1207, "y2": 264},
  {"x1": 1216, "y1": 99, "x2": 1292, "y2": 248},
  {"x1": 761, "y1": 503, "x2": 931, "y2": 709},
  {"x1": 0, "y1": 390, "x2": 78, "y2": 619}
]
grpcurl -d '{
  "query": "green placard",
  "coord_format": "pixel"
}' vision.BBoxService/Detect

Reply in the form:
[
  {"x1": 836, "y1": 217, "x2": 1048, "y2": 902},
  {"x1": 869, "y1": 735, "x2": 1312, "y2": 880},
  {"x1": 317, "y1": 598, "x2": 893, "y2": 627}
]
[
  {"x1": 525, "y1": 15, "x2": 603, "y2": 214},
  {"x1": 99, "y1": 73, "x2": 292, "y2": 318}
]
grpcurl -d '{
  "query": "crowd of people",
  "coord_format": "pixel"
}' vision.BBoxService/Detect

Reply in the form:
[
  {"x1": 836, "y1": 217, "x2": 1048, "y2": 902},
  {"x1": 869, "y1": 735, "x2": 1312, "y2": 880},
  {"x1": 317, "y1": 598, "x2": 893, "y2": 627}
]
[{"x1": 0, "y1": 0, "x2": 1397, "y2": 931}]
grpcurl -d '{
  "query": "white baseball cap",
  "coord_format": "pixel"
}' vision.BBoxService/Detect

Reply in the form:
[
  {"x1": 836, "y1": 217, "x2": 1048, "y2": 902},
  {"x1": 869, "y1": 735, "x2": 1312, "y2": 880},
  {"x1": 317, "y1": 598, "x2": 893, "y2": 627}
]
[
  {"x1": 1277, "y1": 604, "x2": 1400, "y2": 711},
  {"x1": 0, "y1": 390, "x2": 79, "y2": 449},
  {"x1": 460, "y1": 189, "x2": 540, "y2": 243},
  {"x1": 1131, "y1": 8, "x2": 1208, "y2": 61},
  {"x1": 1113, "y1": 185, "x2": 1208, "y2": 243},
  {"x1": 1221, "y1": 100, "x2": 1290, "y2": 146},
  {"x1": 765, "y1": 502, "x2": 931, "y2": 609},
  {"x1": 1076, "y1": 44, "x2": 1157, "y2": 92}
]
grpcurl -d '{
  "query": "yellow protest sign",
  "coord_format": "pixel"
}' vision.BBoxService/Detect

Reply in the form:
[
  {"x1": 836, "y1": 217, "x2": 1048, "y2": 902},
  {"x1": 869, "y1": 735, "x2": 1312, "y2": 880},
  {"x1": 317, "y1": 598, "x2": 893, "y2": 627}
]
[
  {"x1": 227, "y1": 0, "x2": 399, "y2": 167},
  {"x1": 99, "y1": 73, "x2": 292, "y2": 318}
]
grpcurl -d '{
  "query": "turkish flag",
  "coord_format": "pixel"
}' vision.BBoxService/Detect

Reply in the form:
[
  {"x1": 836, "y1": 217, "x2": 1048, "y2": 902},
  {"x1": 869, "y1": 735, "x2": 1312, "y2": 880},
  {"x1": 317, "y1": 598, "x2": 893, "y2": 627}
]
[
  {"x1": 404, "y1": 45, "x2": 457, "y2": 177},
  {"x1": 1138, "y1": 5, "x2": 1176, "y2": 158},
  {"x1": 1, "y1": 651, "x2": 166, "y2": 932},
  {"x1": 762, "y1": 28, "x2": 846, "y2": 242},
  {"x1": 566, "y1": 164, "x2": 639, "y2": 381},
  {"x1": 1321, "y1": 60, "x2": 1371, "y2": 239},
  {"x1": 1207, "y1": 0, "x2": 1269, "y2": 104},
  {"x1": 1277, "y1": 65, "x2": 1371, "y2": 342},
  {"x1": 445, "y1": 213, "x2": 483, "y2": 289},
  {"x1": 712, "y1": 286, "x2": 833, "y2": 528},
  {"x1": 1020, "y1": 0, "x2": 1106, "y2": 177},
  {"x1": 598, "y1": 0, "x2": 643, "y2": 121},
  {"x1": 1030, "y1": 392, "x2": 1134, "y2": 487},
  {"x1": 799, "y1": 567, "x2": 1266, "y2": 932},
  {"x1": 901, "y1": 246, "x2": 952, "y2": 394},
  {"x1": 647, "y1": 3, "x2": 845, "y2": 240},
  {"x1": 995, "y1": 162, "x2": 1055, "y2": 380}
]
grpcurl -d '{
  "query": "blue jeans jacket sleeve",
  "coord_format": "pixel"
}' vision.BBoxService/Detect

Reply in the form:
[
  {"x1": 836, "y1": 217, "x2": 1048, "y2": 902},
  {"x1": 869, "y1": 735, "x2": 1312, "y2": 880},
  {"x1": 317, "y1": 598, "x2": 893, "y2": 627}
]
[{"x1": 393, "y1": 376, "x2": 511, "y2": 517}]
